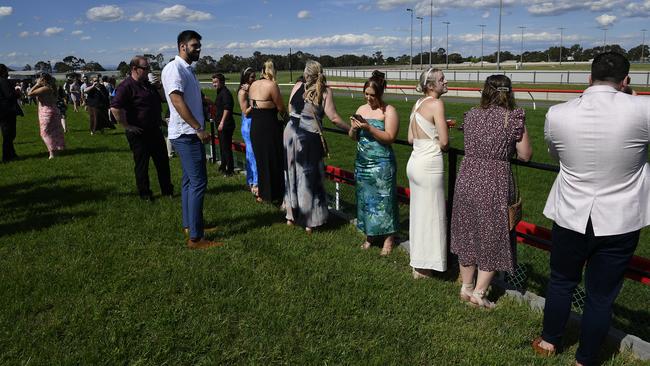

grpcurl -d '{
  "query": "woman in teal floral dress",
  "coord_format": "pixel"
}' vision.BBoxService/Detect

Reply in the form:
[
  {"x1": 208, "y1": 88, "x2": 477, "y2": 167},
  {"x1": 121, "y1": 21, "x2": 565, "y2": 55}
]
[{"x1": 349, "y1": 71, "x2": 400, "y2": 255}]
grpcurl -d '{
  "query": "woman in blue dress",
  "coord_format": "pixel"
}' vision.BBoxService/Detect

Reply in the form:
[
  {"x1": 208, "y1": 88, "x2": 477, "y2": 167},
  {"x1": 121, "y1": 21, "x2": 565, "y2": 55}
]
[
  {"x1": 237, "y1": 67, "x2": 258, "y2": 198},
  {"x1": 349, "y1": 71, "x2": 400, "y2": 255}
]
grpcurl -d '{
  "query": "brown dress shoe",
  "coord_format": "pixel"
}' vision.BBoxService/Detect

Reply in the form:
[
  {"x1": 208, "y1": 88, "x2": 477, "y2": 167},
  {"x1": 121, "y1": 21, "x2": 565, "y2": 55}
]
[
  {"x1": 183, "y1": 226, "x2": 218, "y2": 237},
  {"x1": 531, "y1": 337, "x2": 556, "y2": 357},
  {"x1": 186, "y1": 238, "x2": 224, "y2": 249}
]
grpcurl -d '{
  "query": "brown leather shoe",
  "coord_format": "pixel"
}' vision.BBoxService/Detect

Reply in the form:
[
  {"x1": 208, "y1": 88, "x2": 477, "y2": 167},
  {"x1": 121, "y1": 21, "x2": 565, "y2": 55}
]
[
  {"x1": 186, "y1": 238, "x2": 224, "y2": 249},
  {"x1": 183, "y1": 226, "x2": 218, "y2": 237},
  {"x1": 531, "y1": 337, "x2": 556, "y2": 357}
]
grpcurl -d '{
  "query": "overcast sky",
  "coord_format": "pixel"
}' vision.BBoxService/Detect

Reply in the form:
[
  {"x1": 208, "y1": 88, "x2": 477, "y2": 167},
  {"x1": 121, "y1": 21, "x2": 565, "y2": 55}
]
[{"x1": 1, "y1": 0, "x2": 649, "y2": 67}]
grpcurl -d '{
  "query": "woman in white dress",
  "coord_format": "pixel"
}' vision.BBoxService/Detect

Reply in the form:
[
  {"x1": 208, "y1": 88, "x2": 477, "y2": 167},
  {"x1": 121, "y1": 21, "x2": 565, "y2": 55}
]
[{"x1": 406, "y1": 68, "x2": 450, "y2": 278}]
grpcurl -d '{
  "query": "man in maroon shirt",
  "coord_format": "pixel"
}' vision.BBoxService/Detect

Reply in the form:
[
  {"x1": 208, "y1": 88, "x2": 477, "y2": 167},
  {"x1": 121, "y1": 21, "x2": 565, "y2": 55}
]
[{"x1": 110, "y1": 56, "x2": 173, "y2": 201}]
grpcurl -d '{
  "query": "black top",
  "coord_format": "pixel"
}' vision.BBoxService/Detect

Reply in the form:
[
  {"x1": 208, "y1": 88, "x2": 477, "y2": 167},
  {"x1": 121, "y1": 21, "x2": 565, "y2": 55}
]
[
  {"x1": 215, "y1": 86, "x2": 235, "y2": 128},
  {"x1": 85, "y1": 83, "x2": 109, "y2": 109},
  {"x1": 0, "y1": 77, "x2": 17, "y2": 118},
  {"x1": 110, "y1": 75, "x2": 163, "y2": 129},
  {"x1": 289, "y1": 83, "x2": 306, "y2": 115}
]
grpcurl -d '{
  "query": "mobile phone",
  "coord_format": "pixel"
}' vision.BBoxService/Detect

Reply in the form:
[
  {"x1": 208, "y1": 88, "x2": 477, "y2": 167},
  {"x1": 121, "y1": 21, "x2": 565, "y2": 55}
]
[{"x1": 352, "y1": 114, "x2": 367, "y2": 123}]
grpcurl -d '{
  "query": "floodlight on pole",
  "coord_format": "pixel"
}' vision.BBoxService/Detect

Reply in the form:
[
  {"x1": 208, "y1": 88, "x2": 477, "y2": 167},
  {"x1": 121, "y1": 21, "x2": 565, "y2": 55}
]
[
  {"x1": 417, "y1": 16, "x2": 424, "y2": 68},
  {"x1": 407, "y1": 8, "x2": 413, "y2": 69},
  {"x1": 518, "y1": 26, "x2": 526, "y2": 67},
  {"x1": 642, "y1": 29, "x2": 647, "y2": 63},
  {"x1": 443, "y1": 21, "x2": 450, "y2": 69},
  {"x1": 559, "y1": 27, "x2": 565, "y2": 65},
  {"x1": 429, "y1": 0, "x2": 433, "y2": 67},
  {"x1": 496, "y1": 0, "x2": 503, "y2": 70},
  {"x1": 478, "y1": 24, "x2": 486, "y2": 68}
]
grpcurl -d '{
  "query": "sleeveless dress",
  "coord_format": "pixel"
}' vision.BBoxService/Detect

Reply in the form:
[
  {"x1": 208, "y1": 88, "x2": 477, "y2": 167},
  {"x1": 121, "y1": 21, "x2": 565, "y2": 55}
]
[
  {"x1": 240, "y1": 91, "x2": 258, "y2": 187},
  {"x1": 450, "y1": 106, "x2": 525, "y2": 273},
  {"x1": 37, "y1": 95, "x2": 65, "y2": 152},
  {"x1": 355, "y1": 118, "x2": 399, "y2": 236},
  {"x1": 250, "y1": 100, "x2": 285, "y2": 202},
  {"x1": 284, "y1": 84, "x2": 328, "y2": 227},
  {"x1": 406, "y1": 97, "x2": 447, "y2": 271}
]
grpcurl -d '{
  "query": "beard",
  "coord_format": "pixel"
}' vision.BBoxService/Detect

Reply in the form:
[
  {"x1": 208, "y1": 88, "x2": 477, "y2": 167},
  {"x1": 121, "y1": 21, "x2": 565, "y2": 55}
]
[{"x1": 188, "y1": 50, "x2": 200, "y2": 62}]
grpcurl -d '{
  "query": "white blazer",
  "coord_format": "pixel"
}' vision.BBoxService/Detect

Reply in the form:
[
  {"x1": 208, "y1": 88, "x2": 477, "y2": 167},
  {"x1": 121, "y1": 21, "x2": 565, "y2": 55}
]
[{"x1": 543, "y1": 85, "x2": 650, "y2": 236}]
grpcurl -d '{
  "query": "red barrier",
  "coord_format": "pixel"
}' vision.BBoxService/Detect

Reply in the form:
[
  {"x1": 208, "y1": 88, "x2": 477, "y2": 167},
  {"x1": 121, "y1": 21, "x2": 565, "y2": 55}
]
[{"x1": 214, "y1": 137, "x2": 650, "y2": 286}]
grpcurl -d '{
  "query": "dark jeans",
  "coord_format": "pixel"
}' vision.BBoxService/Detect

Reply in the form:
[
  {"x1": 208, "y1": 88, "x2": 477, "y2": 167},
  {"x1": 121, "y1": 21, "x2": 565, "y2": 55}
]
[
  {"x1": 218, "y1": 124, "x2": 234, "y2": 173},
  {"x1": 0, "y1": 114, "x2": 17, "y2": 162},
  {"x1": 126, "y1": 127, "x2": 173, "y2": 198},
  {"x1": 542, "y1": 220, "x2": 640, "y2": 366},
  {"x1": 170, "y1": 134, "x2": 207, "y2": 240}
]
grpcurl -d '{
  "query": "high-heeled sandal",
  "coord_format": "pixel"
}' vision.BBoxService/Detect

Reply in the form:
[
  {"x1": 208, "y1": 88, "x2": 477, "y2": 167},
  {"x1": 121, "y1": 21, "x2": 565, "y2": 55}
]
[
  {"x1": 459, "y1": 283, "x2": 475, "y2": 302},
  {"x1": 469, "y1": 290, "x2": 495, "y2": 309}
]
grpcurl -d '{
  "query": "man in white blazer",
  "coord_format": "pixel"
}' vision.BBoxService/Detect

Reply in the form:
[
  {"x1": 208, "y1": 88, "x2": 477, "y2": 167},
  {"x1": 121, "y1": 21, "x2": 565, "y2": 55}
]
[{"x1": 532, "y1": 52, "x2": 650, "y2": 366}]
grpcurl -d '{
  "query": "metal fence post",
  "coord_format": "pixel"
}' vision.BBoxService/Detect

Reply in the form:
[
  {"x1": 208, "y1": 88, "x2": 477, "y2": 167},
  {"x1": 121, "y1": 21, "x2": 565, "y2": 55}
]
[
  {"x1": 533, "y1": 71, "x2": 536, "y2": 84},
  {"x1": 335, "y1": 182, "x2": 341, "y2": 210}
]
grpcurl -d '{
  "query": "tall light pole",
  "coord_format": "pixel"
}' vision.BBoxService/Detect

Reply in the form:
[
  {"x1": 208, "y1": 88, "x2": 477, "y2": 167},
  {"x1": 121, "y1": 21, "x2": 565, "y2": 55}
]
[
  {"x1": 642, "y1": 29, "x2": 647, "y2": 62},
  {"x1": 429, "y1": 0, "x2": 433, "y2": 66},
  {"x1": 558, "y1": 27, "x2": 565, "y2": 65},
  {"x1": 600, "y1": 27, "x2": 608, "y2": 52},
  {"x1": 417, "y1": 16, "x2": 424, "y2": 68},
  {"x1": 407, "y1": 8, "x2": 413, "y2": 69},
  {"x1": 518, "y1": 26, "x2": 526, "y2": 67},
  {"x1": 478, "y1": 24, "x2": 486, "y2": 68},
  {"x1": 443, "y1": 21, "x2": 450, "y2": 68},
  {"x1": 496, "y1": 0, "x2": 503, "y2": 70}
]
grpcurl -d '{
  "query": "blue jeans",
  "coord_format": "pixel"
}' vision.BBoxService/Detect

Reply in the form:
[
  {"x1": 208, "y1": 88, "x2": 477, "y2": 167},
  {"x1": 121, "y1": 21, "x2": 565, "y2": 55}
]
[
  {"x1": 541, "y1": 220, "x2": 639, "y2": 366},
  {"x1": 171, "y1": 134, "x2": 207, "y2": 240}
]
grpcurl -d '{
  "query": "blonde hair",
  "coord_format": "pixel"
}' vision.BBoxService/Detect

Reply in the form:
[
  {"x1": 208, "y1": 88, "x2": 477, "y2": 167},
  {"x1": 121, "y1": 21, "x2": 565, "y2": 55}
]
[
  {"x1": 416, "y1": 67, "x2": 443, "y2": 93},
  {"x1": 262, "y1": 59, "x2": 276, "y2": 82},
  {"x1": 303, "y1": 60, "x2": 326, "y2": 105}
]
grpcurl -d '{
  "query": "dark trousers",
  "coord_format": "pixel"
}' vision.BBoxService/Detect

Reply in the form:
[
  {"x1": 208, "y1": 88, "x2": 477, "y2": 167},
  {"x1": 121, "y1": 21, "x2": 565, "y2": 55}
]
[
  {"x1": 126, "y1": 127, "x2": 173, "y2": 198},
  {"x1": 542, "y1": 220, "x2": 640, "y2": 366},
  {"x1": 218, "y1": 124, "x2": 234, "y2": 174},
  {"x1": 0, "y1": 114, "x2": 17, "y2": 162}
]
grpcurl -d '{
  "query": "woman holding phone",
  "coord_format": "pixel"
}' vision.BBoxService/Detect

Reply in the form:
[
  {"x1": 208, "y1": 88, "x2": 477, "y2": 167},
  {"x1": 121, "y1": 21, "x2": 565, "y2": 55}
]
[{"x1": 349, "y1": 71, "x2": 400, "y2": 255}]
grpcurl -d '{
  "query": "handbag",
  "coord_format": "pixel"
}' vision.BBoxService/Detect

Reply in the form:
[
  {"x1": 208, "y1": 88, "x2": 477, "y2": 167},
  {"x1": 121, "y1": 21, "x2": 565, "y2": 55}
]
[{"x1": 504, "y1": 109, "x2": 522, "y2": 231}]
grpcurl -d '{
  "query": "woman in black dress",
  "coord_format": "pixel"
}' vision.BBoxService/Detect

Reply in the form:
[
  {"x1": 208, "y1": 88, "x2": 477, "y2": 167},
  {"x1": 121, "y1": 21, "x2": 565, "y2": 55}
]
[{"x1": 248, "y1": 60, "x2": 288, "y2": 203}]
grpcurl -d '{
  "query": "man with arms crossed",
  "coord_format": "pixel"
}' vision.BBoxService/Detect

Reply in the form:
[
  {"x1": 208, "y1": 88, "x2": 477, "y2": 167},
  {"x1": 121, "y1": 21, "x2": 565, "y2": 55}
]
[
  {"x1": 532, "y1": 52, "x2": 650, "y2": 366},
  {"x1": 110, "y1": 56, "x2": 173, "y2": 201},
  {"x1": 162, "y1": 30, "x2": 221, "y2": 249}
]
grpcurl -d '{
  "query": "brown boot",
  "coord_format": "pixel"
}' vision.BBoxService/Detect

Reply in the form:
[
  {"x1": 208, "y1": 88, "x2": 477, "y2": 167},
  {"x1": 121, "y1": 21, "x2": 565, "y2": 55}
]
[{"x1": 186, "y1": 238, "x2": 224, "y2": 249}]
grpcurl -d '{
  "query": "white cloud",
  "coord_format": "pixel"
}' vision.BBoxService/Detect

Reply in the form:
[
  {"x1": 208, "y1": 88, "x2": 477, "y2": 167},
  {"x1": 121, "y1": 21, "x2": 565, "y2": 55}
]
[
  {"x1": 7, "y1": 51, "x2": 17, "y2": 57},
  {"x1": 249, "y1": 24, "x2": 262, "y2": 30},
  {"x1": 456, "y1": 30, "x2": 582, "y2": 44},
  {"x1": 481, "y1": 11, "x2": 490, "y2": 18},
  {"x1": 0, "y1": 6, "x2": 12, "y2": 17},
  {"x1": 526, "y1": 0, "x2": 624, "y2": 16},
  {"x1": 624, "y1": 0, "x2": 650, "y2": 16},
  {"x1": 297, "y1": 10, "x2": 311, "y2": 18},
  {"x1": 156, "y1": 5, "x2": 212, "y2": 21},
  {"x1": 44, "y1": 27, "x2": 64, "y2": 36},
  {"x1": 158, "y1": 45, "x2": 176, "y2": 52},
  {"x1": 81, "y1": 36, "x2": 92, "y2": 41},
  {"x1": 74, "y1": 19, "x2": 84, "y2": 25},
  {"x1": 86, "y1": 5, "x2": 124, "y2": 21},
  {"x1": 129, "y1": 11, "x2": 149, "y2": 21},
  {"x1": 377, "y1": 0, "x2": 514, "y2": 14},
  {"x1": 595, "y1": 13, "x2": 617, "y2": 26},
  {"x1": 71, "y1": 30, "x2": 83, "y2": 36},
  {"x1": 226, "y1": 33, "x2": 403, "y2": 50},
  {"x1": 18, "y1": 31, "x2": 29, "y2": 38},
  {"x1": 358, "y1": 4, "x2": 372, "y2": 10}
]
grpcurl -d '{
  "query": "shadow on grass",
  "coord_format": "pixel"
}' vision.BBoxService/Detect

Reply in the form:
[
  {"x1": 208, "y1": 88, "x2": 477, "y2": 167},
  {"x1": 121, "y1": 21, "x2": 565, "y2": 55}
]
[
  {"x1": 16, "y1": 147, "x2": 126, "y2": 161},
  {"x1": 0, "y1": 175, "x2": 110, "y2": 238}
]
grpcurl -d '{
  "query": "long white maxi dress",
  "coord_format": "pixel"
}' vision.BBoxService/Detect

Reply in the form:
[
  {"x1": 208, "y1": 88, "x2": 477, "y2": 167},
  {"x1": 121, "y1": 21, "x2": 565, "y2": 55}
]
[{"x1": 406, "y1": 97, "x2": 447, "y2": 272}]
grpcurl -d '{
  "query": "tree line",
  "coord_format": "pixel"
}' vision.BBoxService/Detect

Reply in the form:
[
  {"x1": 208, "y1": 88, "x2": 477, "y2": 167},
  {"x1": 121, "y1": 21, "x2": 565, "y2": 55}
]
[{"x1": 16, "y1": 43, "x2": 650, "y2": 75}]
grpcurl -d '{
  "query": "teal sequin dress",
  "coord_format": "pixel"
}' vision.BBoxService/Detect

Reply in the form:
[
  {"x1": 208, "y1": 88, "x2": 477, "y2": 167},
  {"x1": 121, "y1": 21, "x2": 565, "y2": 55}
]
[{"x1": 355, "y1": 118, "x2": 399, "y2": 236}]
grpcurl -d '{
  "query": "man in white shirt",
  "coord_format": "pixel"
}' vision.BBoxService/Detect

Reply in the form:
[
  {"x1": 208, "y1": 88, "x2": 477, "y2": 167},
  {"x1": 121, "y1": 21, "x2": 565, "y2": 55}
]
[
  {"x1": 162, "y1": 30, "x2": 222, "y2": 250},
  {"x1": 532, "y1": 52, "x2": 650, "y2": 366}
]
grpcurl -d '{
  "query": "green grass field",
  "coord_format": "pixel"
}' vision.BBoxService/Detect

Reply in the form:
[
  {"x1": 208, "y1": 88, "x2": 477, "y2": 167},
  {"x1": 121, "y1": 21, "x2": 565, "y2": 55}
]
[{"x1": 0, "y1": 95, "x2": 648, "y2": 364}]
